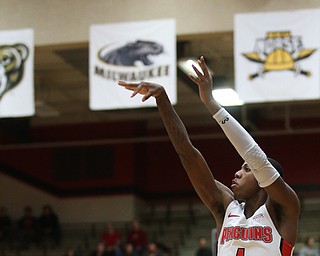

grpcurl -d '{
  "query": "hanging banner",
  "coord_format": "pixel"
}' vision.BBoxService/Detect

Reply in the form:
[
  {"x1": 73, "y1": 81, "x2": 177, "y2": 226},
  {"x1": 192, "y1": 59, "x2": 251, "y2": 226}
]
[
  {"x1": 0, "y1": 28, "x2": 34, "y2": 117},
  {"x1": 89, "y1": 19, "x2": 176, "y2": 110},
  {"x1": 234, "y1": 9, "x2": 320, "y2": 103}
]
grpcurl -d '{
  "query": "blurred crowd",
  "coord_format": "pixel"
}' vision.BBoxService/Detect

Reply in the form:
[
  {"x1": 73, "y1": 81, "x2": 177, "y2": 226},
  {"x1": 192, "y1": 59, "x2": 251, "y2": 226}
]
[
  {"x1": 2, "y1": 205, "x2": 318, "y2": 256},
  {"x1": 0, "y1": 205, "x2": 61, "y2": 250},
  {"x1": 86, "y1": 218, "x2": 171, "y2": 256},
  {"x1": 0, "y1": 207, "x2": 171, "y2": 256}
]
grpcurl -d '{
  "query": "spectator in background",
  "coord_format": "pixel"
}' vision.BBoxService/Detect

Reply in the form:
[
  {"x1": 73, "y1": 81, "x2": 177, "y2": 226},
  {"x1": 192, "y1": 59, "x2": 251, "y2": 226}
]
[
  {"x1": 63, "y1": 246, "x2": 79, "y2": 256},
  {"x1": 299, "y1": 236, "x2": 320, "y2": 256},
  {"x1": 195, "y1": 237, "x2": 212, "y2": 256},
  {"x1": 122, "y1": 243, "x2": 136, "y2": 256},
  {"x1": 0, "y1": 206, "x2": 13, "y2": 246},
  {"x1": 17, "y1": 206, "x2": 38, "y2": 249},
  {"x1": 38, "y1": 204, "x2": 61, "y2": 247},
  {"x1": 100, "y1": 222, "x2": 122, "y2": 256},
  {"x1": 142, "y1": 242, "x2": 161, "y2": 256},
  {"x1": 126, "y1": 219, "x2": 148, "y2": 255},
  {"x1": 90, "y1": 241, "x2": 108, "y2": 256}
]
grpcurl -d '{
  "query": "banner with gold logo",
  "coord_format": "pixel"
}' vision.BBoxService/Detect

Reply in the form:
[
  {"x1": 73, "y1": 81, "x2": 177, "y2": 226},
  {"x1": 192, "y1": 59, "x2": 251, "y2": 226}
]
[
  {"x1": 0, "y1": 29, "x2": 34, "y2": 117},
  {"x1": 89, "y1": 19, "x2": 176, "y2": 110},
  {"x1": 234, "y1": 9, "x2": 320, "y2": 103}
]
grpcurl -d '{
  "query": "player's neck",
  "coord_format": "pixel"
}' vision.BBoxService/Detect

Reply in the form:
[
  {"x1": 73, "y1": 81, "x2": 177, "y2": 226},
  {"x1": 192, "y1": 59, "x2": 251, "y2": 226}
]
[{"x1": 243, "y1": 191, "x2": 267, "y2": 218}]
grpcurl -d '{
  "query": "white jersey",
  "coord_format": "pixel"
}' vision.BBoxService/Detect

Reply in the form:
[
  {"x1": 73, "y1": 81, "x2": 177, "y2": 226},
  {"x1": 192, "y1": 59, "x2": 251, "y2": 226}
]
[{"x1": 217, "y1": 200, "x2": 294, "y2": 256}]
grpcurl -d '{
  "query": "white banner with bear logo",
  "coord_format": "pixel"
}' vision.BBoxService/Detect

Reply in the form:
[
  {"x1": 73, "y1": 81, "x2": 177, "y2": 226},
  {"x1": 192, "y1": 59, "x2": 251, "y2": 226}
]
[
  {"x1": 234, "y1": 9, "x2": 320, "y2": 103},
  {"x1": 89, "y1": 19, "x2": 176, "y2": 110},
  {"x1": 0, "y1": 28, "x2": 34, "y2": 117}
]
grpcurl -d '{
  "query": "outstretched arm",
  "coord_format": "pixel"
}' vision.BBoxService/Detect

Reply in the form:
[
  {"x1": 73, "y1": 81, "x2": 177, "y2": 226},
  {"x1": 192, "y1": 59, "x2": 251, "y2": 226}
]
[
  {"x1": 189, "y1": 56, "x2": 300, "y2": 245},
  {"x1": 118, "y1": 81, "x2": 233, "y2": 230}
]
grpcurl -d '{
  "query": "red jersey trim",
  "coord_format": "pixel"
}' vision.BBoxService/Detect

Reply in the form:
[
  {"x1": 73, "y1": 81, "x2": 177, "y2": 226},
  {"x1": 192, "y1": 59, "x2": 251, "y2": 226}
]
[{"x1": 280, "y1": 238, "x2": 294, "y2": 256}]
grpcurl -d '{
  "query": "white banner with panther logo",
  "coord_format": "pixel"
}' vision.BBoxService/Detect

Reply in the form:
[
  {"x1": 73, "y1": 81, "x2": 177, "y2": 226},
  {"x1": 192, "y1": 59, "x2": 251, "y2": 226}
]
[
  {"x1": 89, "y1": 19, "x2": 176, "y2": 110},
  {"x1": 234, "y1": 9, "x2": 320, "y2": 103},
  {"x1": 0, "y1": 28, "x2": 34, "y2": 117}
]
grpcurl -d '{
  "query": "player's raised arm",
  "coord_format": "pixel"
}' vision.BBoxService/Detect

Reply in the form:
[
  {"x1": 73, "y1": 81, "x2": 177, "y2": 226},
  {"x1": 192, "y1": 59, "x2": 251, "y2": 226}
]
[
  {"x1": 118, "y1": 81, "x2": 233, "y2": 231},
  {"x1": 189, "y1": 56, "x2": 300, "y2": 245}
]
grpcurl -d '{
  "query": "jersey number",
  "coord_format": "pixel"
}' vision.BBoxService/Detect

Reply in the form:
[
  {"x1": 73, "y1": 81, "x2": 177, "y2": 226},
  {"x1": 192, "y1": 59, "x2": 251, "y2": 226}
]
[{"x1": 236, "y1": 248, "x2": 245, "y2": 256}]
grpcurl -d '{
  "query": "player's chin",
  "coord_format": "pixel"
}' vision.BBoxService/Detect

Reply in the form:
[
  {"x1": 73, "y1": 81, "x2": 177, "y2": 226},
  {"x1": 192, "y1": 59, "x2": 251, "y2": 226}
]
[
  {"x1": 232, "y1": 191, "x2": 243, "y2": 201},
  {"x1": 231, "y1": 183, "x2": 240, "y2": 193}
]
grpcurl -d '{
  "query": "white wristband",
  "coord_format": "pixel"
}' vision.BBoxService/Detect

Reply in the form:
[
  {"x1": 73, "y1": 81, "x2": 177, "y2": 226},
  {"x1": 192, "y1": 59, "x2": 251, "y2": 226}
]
[{"x1": 213, "y1": 108, "x2": 280, "y2": 187}]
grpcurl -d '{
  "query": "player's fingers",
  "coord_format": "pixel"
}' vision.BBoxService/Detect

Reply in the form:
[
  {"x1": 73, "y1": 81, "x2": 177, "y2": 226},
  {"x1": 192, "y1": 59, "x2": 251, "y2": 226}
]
[
  {"x1": 118, "y1": 80, "x2": 127, "y2": 86},
  {"x1": 131, "y1": 86, "x2": 142, "y2": 97},
  {"x1": 142, "y1": 93, "x2": 151, "y2": 102},
  {"x1": 118, "y1": 80, "x2": 134, "y2": 88},
  {"x1": 118, "y1": 81, "x2": 138, "y2": 91},
  {"x1": 188, "y1": 74, "x2": 199, "y2": 84},
  {"x1": 131, "y1": 83, "x2": 147, "y2": 97},
  {"x1": 192, "y1": 64, "x2": 204, "y2": 79},
  {"x1": 143, "y1": 86, "x2": 158, "y2": 101},
  {"x1": 198, "y1": 56, "x2": 210, "y2": 78},
  {"x1": 131, "y1": 91, "x2": 138, "y2": 98}
]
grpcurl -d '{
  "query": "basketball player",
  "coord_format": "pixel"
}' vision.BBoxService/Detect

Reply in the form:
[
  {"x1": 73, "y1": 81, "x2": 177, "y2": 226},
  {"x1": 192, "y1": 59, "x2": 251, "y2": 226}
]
[{"x1": 118, "y1": 56, "x2": 300, "y2": 256}]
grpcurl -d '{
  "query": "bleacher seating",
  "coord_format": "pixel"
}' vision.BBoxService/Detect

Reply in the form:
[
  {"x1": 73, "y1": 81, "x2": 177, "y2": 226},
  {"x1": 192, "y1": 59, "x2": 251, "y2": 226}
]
[{"x1": 1, "y1": 197, "x2": 319, "y2": 256}]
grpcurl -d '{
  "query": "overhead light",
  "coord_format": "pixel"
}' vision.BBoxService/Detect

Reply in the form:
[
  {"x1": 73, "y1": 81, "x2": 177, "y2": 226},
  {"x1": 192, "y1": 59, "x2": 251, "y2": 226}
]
[
  {"x1": 178, "y1": 58, "x2": 243, "y2": 106},
  {"x1": 212, "y1": 88, "x2": 244, "y2": 106},
  {"x1": 178, "y1": 58, "x2": 213, "y2": 77}
]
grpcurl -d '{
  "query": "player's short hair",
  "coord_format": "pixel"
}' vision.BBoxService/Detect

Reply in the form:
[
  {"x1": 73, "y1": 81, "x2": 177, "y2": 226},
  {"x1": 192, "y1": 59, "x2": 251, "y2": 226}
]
[{"x1": 268, "y1": 157, "x2": 284, "y2": 178}]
